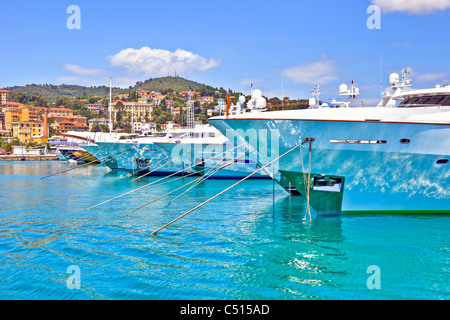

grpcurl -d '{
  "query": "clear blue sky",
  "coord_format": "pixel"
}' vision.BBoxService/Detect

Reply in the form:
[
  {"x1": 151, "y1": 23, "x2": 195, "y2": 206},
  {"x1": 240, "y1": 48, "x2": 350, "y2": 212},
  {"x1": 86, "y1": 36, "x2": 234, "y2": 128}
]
[{"x1": 1, "y1": 0, "x2": 449, "y2": 103}]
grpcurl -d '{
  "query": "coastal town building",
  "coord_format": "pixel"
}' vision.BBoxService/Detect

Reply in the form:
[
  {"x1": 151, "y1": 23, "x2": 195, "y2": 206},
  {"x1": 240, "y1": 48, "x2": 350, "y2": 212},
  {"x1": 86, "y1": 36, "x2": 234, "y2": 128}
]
[
  {"x1": 86, "y1": 103, "x2": 107, "y2": 114},
  {"x1": 88, "y1": 118, "x2": 110, "y2": 130},
  {"x1": 4, "y1": 105, "x2": 39, "y2": 131},
  {"x1": 45, "y1": 107, "x2": 88, "y2": 133},
  {"x1": 1, "y1": 101, "x2": 26, "y2": 109},
  {"x1": 171, "y1": 107, "x2": 181, "y2": 115},
  {"x1": 197, "y1": 96, "x2": 214, "y2": 104},
  {"x1": 54, "y1": 121, "x2": 89, "y2": 133},
  {"x1": 0, "y1": 112, "x2": 4, "y2": 130},
  {"x1": 160, "y1": 123, "x2": 180, "y2": 131},
  {"x1": 166, "y1": 99, "x2": 174, "y2": 109},
  {"x1": 0, "y1": 89, "x2": 12, "y2": 105},
  {"x1": 114, "y1": 102, "x2": 154, "y2": 121},
  {"x1": 48, "y1": 107, "x2": 73, "y2": 117},
  {"x1": 11, "y1": 120, "x2": 45, "y2": 143},
  {"x1": 133, "y1": 121, "x2": 157, "y2": 134}
]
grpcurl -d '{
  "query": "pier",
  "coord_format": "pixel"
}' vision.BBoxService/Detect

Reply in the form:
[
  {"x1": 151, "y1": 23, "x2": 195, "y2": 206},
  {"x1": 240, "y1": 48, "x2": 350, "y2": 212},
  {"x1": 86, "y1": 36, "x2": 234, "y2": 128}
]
[{"x1": 0, "y1": 154, "x2": 59, "y2": 161}]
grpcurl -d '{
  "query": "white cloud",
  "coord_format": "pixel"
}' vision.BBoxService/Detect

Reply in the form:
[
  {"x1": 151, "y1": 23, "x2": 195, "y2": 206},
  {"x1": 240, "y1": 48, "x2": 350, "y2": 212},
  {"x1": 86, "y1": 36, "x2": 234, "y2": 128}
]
[
  {"x1": 415, "y1": 71, "x2": 447, "y2": 83},
  {"x1": 372, "y1": 0, "x2": 450, "y2": 14},
  {"x1": 55, "y1": 75, "x2": 80, "y2": 83},
  {"x1": 108, "y1": 46, "x2": 221, "y2": 76},
  {"x1": 282, "y1": 58, "x2": 339, "y2": 85},
  {"x1": 62, "y1": 64, "x2": 104, "y2": 76}
]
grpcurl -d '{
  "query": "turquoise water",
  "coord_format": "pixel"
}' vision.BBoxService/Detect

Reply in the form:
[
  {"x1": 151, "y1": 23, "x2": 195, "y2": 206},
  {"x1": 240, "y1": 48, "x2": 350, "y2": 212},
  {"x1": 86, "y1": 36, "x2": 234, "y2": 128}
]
[{"x1": 0, "y1": 161, "x2": 449, "y2": 300}]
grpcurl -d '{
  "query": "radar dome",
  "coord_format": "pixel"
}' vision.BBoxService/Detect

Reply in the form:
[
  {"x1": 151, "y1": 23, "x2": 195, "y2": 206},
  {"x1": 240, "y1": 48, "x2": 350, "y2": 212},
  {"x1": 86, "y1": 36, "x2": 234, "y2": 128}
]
[
  {"x1": 251, "y1": 89, "x2": 263, "y2": 98},
  {"x1": 389, "y1": 73, "x2": 400, "y2": 85},
  {"x1": 255, "y1": 96, "x2": 266, "y2": 107},
  {"x1": 339, "y1": 84, "x2": 348, "y2": 95}
]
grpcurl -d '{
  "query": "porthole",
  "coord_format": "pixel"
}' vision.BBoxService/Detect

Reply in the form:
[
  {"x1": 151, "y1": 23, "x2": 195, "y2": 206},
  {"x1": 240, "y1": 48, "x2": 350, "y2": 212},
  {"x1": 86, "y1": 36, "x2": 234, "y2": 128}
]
[
  {"x1": 400, "y1": 139, "x2": 410, "y2": 144},
  {"x1": 436, "y1": 159, "x2": 449, "y2": 165}
]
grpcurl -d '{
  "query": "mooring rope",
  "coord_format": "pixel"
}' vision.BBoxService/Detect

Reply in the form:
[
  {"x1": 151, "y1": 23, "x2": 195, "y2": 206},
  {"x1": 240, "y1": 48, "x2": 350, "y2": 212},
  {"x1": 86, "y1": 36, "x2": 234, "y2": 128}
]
[
  {"x1": 130, "y1": 156, "x2": 170, "y2": 178},
  {"x1": 151, "y1": 138, "x2": 313, "y2": 235},
  {"x1": 299, "y1": 138, "x2": 314, "y2": 221},
  {"x1": 88, "y1": 142, "x2": 249, "y2": 209},
  {"x1": 170, "y1": 150, "x2": 255, "y2": 203},
  {"x1": 131, "y1": 154, "x2": 184, "y2": 181},
  {"x1": 124, "y1": 151, "x2": 253, "y2": 216}
]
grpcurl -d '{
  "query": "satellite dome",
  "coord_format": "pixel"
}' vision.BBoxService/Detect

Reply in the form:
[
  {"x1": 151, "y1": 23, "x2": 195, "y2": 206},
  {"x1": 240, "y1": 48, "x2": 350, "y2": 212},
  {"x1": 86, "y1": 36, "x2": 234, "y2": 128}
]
[
  {"x1": 255, "y1": 96, "x2": 266, "y2": 107},
  {"x1": 252, "y1": 89, "x2": 263, "y2": 98},
  {"x1": 339, "y1": 84, "x2": 348, "y2": 95},
  {"x1": 389, "y1": 73, "x2": 400, "y2": 85}
]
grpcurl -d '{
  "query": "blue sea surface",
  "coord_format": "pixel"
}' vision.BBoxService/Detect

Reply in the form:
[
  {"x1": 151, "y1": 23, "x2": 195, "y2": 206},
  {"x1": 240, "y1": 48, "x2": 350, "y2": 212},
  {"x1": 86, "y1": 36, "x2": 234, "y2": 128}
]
[{"x1": 0, "y1": 161, "x2": 449, "y2": 300}]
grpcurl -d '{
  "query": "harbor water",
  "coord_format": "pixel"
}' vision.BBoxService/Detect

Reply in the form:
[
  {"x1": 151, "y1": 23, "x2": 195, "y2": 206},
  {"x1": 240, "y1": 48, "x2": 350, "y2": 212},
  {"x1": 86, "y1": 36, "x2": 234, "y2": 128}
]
[{"x1": 0, "y1": 161, "x2": 449, "y2": 300}]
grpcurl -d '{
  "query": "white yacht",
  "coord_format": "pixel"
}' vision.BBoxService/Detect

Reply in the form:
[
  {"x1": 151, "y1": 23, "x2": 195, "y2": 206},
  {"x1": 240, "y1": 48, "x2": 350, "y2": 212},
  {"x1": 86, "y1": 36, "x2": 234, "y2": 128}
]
[
  {"x1": 208, "y1": 69, "x2": 450, "y2": 215},
  {"x1": 154, "y1": 123, "x2": 269, "y2": 179}
]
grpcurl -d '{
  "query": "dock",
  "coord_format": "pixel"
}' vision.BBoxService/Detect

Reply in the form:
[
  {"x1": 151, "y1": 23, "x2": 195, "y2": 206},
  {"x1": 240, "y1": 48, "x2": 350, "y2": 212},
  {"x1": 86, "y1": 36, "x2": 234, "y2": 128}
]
[{"x1": 0, "y1": 155, "x2": 59, "y2": 161}]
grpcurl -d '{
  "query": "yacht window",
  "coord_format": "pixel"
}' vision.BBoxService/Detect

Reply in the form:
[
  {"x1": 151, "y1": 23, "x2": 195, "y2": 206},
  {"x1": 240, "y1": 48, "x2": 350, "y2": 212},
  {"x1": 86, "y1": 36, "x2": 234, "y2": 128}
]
[
  {"x1": 398, "y1": 97, "x2": 420, "y2": 107},
  {"x1": 399, "y1": 95, "x2": 450, "y2": 107},
  {"x1": 406, "y1": 96, "x2": 432, "y2": 106},
  {"x1": 441, "y1": 96, "x2": 450, "y2": 106},
  {"x1": 330, "y1": 139, "x2": 386, "y2": 144},
  {"x1": 426, "y1": 95, "x2": 446, "y2": 105},
  {"x1": 400, "y1": 139, "x2": 410, "y2": 144}
]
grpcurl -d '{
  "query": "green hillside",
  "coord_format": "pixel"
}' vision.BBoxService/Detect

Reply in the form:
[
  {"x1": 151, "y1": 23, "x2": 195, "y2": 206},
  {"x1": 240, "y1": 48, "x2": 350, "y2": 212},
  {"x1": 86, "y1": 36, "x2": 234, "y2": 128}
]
[
  {"x1": 5, "y1": 76, "x2": 208, "y2": 102},
  {"x1": 134, "y1": 76, "x2": 207, "y2": 93},
  {"x1": 5, "y1": 84, "x2": 128, "y2": 102}
]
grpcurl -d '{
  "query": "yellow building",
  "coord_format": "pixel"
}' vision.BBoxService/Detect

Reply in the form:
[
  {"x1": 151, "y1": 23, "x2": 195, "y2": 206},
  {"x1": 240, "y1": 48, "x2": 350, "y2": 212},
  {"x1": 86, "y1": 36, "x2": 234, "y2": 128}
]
[
  {"x1": 12, "y1": 120, "x2": 44, "y2": 143},
  {"x1": 4, "y1": 108, "x2": 20, "y2": 130},
  {"x1": 4, "y1": 106, "x2": 38, "y2": 131},
  {"x1": 0, "y1": 89, "x2": 12, "y2": 105}
]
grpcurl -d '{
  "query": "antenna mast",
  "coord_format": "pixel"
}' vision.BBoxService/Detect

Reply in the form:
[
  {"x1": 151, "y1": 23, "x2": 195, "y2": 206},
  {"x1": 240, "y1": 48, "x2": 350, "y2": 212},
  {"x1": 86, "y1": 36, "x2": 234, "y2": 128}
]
[
  {"x1": 380, "y1": 53, "x2": 383, "y2": 98},
  {"x1": 109, "y1": 78, "x2": 113, "y2": 134},
  {"x1": 186, "y1": 89, "x2": 194, "y2": 138}
]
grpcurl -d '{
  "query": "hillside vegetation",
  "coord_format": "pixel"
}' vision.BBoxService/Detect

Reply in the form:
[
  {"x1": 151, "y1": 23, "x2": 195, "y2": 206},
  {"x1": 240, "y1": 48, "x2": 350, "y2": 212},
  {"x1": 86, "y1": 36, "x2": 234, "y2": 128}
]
[{"x1": 6, "y1": 76, "x2": 208, "y2": 102}]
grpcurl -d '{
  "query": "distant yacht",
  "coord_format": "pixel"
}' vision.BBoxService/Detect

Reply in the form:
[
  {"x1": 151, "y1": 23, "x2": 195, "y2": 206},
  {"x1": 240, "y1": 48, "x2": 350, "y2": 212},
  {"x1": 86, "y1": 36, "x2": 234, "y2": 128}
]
[
  {"x1": 209, "y1": 68, "x2": 450, "y2": 215},
  {"x1": 50, "y1": 131, "x2": 112, "y2": 164},
  {"x1": 90, "y1": 123, "x2": 204, "y2": 176},
  {"x1": 154, "y1": 124, "x2": 269, "y2": 179}
]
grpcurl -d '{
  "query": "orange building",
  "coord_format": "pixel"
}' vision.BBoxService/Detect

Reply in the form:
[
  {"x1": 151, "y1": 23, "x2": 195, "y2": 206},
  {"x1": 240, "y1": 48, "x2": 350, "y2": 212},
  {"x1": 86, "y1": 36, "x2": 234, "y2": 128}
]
[
  {"x1": 1, "y1": 101, "x2": 25, "y2": 109},
  {"x1": 55, "y1": 120, "x2": 89, "y2": 133},
  {"x1": 48, "y1": 107, "x2": 73, "y2": 117},
  {"x1": 4, "y1": 105, "x2": 39, "y2": 131}
]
